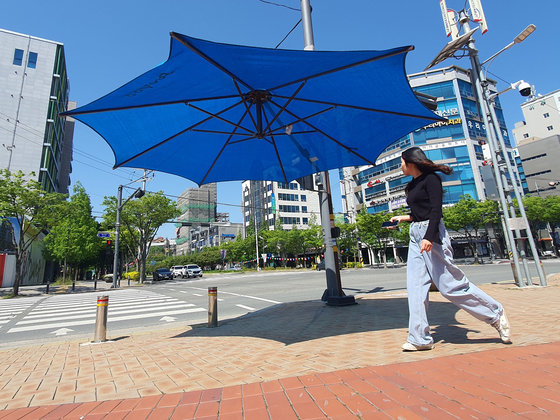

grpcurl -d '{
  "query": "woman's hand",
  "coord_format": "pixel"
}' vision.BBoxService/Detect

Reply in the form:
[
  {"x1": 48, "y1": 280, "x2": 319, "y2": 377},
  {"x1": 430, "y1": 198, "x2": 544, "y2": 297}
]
[
  {"x1": 390, "y1": 215, "x2": 412, "y2": 223},
  {"x1": 420, "y1": 239, "x2": 433, "y2": 253}
]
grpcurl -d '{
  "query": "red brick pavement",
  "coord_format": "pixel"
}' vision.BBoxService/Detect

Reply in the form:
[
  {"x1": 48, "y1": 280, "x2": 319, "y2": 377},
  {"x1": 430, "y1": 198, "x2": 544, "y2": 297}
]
[{"x1": 1, "y1": 341, "x2": 559, "y2": 419}]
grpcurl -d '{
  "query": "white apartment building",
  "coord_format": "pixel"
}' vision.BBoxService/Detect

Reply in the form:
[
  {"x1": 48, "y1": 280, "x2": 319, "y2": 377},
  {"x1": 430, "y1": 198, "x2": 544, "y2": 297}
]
[
  {"x1": 512, "y1": 89, "x2": 560, "y2": 144},
  {"x1": 242, "y1": 179, "x2": 320, "y2": 235},
  {"x1": 0, "y1": 28, "x2": 73, "y2": 193}
]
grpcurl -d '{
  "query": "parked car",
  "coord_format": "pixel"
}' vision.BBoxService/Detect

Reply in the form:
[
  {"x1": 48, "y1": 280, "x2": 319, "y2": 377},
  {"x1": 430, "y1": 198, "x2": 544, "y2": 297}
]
[
  {"x1": 185, "y1": 264, "x2": 203, "y2": 278},
  {"x1": 170, "y1": 265, "x2": 185, "y2": 278},
  {"x1": 103, "y1": 273, "x2": 114, "y2": 283},
  {"x1": 316, "y1": 261, "x2": 325, "y2": 271},
  {"x1": 153, "y1": 268, "x2": 173, "y2": 281}
]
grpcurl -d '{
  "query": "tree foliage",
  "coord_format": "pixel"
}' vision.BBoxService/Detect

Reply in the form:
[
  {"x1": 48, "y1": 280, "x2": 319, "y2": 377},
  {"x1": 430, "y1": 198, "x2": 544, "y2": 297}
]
[
  {"x1": 103, "y1": 190, "x2": 179, "y2": 282},
  {"x1": 43, "y1": 183, "x2": 102, "y2": 281},
  {"x1": 0, "y1": 170, "x2": 66, "y2": 295},
  {"x1": 443, "y1": 194, "x2": 499, "y2": 262}
]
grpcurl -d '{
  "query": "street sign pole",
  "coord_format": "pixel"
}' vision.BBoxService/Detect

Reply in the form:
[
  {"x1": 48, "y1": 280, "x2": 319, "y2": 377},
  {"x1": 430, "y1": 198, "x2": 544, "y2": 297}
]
[{"x1": 112, "y1": 185, "x2": 123, "y2": 289}]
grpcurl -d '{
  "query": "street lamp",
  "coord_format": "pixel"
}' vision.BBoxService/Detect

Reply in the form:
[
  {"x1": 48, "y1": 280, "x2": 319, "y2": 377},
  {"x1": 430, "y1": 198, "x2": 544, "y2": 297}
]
[
  {"x1": 427, "y1": 7, "x2": 545, "y2": 286},
  {"x1": 481, "y1": 24, "x2": 536, "y2": 66},
  {"x1": 463, "y1": 17, "x2": 546, "y2": 287},
  {"x1": 112, "y1": 185, "x2": 144, "y2": 288}
]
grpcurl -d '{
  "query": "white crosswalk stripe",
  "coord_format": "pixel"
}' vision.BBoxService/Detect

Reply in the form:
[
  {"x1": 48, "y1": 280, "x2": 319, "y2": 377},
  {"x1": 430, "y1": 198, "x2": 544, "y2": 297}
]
[
  {"x1": 5, "y1": 289, "x2": 205, "y2": 334},
  {"x1": 0, "y1": 297, "x2": 43, "y2": 329}
]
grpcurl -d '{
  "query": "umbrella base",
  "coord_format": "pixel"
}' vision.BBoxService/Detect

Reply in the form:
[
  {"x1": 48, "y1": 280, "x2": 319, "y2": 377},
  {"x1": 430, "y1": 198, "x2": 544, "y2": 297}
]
[{"x1": 326, "y1": 295, "x2": 356, "y2": 306}]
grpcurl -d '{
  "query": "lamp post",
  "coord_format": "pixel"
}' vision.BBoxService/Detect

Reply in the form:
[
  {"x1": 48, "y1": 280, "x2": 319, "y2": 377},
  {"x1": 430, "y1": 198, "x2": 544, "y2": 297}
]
[
  {"x1": 456, "y1": 12, "x2": 545, "y2": 286},
  {"x1": 112, "y1": 185, "x2": 144, "y2": 288}
]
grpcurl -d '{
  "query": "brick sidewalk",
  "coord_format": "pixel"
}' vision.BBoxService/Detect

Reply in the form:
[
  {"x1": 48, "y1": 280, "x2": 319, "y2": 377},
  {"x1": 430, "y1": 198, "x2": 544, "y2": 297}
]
[
  {"x1": 1, "y1": 342, "x2": 559, "y2": 419},
  {"x1": 1, "y1": 275, "x2": 559, "y2": 418}
]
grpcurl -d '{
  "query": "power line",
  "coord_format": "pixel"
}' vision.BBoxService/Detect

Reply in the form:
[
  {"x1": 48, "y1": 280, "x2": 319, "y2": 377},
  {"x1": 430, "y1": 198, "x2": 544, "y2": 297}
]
[
  {"x1": 275, "y1": 19, "x2": 301, "y2": 49},
  {"x1": 0, "y1": 109, "x2": 136, "y2": 176},
  {"x1": 257, "y1": 0, "x2": 299, "y2": 11}
]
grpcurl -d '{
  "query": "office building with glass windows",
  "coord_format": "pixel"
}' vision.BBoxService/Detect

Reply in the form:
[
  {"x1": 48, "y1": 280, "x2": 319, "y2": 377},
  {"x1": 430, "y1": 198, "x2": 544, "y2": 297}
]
[
  {"x1": 0, "y1": 28, "x2": 73, "y2": 193},
  {"x1": 340, "y1": 65, "x2": 525, "y2": 223}
]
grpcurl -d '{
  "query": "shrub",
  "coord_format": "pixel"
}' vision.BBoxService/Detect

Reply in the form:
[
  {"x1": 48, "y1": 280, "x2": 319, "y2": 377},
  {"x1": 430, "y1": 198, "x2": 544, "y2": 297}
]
[{"x1": 124, "y1": 271, "x2": 139, "y2": 281}]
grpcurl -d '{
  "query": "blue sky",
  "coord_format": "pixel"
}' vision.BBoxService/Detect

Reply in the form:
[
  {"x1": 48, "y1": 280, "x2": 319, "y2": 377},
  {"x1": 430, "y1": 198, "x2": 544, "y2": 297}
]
[{"x1": 2, "y1": 0, "x2": 557, "y2": 238}]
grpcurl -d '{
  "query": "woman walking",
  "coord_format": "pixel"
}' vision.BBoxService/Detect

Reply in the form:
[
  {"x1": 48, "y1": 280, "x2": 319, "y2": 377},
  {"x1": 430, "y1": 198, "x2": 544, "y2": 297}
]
[{"x1": 390, "y1": 147, "x2": 511, "y2": 351}]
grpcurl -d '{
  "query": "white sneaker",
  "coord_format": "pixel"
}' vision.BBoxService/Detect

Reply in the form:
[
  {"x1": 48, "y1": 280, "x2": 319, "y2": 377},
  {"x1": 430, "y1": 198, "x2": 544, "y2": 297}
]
[
  {"x1": 402, "y1": 342, "x2": 434, "y2": 351},
  {"x1": 492, "y1": 310, "x2": 512, "y2": 343}
]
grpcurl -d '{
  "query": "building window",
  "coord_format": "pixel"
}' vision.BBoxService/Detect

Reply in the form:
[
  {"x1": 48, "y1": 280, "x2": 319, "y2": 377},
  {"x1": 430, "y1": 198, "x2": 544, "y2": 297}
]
[
  {"x1": 13, "y1": 49, "x2": 24, "y2": 66},
  {"x1": 301, "y1": 206, "x2": 307, "y2": 213},
  {"x1": 300, "y1": 194, "x2": 307, "y2": 202},
  {"x1": 543, "y1": 113, "x2": 550, "y2": 118},
  {"x1": 27, "y1": 52, "x2": 38, "y2": 68},
  {"x1": 547, "y1": 126, "x2": 553, "y2": 131},
  {"x1": 302, "y1": 217, "x2": 309, "y2": 224}
]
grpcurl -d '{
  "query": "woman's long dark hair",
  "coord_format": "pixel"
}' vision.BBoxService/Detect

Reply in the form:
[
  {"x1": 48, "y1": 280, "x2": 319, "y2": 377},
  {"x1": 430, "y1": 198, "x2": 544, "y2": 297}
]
[
  {"x1": 402, "y1": 147, "x2": 452, "y2": 194},
  {"x1": 402, "y1": 147, "x2": 453, "y2": 175}
]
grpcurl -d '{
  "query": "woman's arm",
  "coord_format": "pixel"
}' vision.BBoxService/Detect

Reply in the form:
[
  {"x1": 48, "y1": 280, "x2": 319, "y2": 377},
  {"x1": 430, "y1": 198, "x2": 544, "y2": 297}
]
[
  {"x1": 390, "y1": 214, "x2": 412, "y2": 223},
  {"x1": 423, "y1": 173, "x2": 443, "y2": 244}
]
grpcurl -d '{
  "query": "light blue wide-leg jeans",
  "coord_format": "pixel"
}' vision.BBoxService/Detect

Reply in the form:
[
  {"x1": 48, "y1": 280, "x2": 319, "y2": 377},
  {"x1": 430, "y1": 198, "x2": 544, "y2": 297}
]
[{"x1": 406, "y1": 220, "x2": 503, "y2": 346}]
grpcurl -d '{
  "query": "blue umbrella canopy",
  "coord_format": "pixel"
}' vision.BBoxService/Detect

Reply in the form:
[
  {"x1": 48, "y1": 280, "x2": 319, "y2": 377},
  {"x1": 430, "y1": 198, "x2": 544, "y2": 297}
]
[{"x1": 65, "y1": 33, "x2": 444, "y2": 185}]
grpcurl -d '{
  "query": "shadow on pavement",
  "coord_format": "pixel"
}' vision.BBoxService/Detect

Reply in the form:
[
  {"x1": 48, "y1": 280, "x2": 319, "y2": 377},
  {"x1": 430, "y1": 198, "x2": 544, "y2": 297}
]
[{"x1": 170, "y1": 296, "x2": 484, "y2": 346}]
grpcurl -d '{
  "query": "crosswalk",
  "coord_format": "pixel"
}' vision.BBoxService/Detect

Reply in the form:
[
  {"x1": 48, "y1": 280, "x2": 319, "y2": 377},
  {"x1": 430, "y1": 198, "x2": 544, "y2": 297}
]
[
  {"x1": 0, "y1": 296, "x2": 44, "y2": 331},
  {"x1": 3, "y1": 289, "x2": 205, "y2": 335}
]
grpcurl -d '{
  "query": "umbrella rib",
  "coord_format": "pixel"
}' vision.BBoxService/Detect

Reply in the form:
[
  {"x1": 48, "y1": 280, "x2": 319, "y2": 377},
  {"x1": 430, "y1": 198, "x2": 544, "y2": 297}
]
[
  {"x1": 191, "y1": 129, "x2": 252, "y2": 136},
  {"x1": 188, "y1": 103, "x2": 253, "y2": 134},
  {"x1": 262, "y1": 109, "x2": 289, "y2": 184},
  {"x1": 199, "y1": 108, "x2": 252, "y2": 185},
  {"x1": 233, "y1": 79, "x2": 259, "y2": 133},
  {"x1": 63, "y1": 95, "x2": 241, "y2": 116},
  {"x1": 273, "y1": 95, "x2": 442, "y2": 121},
  {"x1": 115, "y1": 100, "x2": 243, "y2": 168},
  {"x1": 268, "y1": 105, "x2": 335, "y2": 135},
  {"x1": 269, "y1": 98, "x2": 376, "y2": 167},
  {"x1": 172, "y1": 32, "x2": 255, "y2": 92},
  {"x1": 268, "y1": 46, "x2": 413, "y2": 92},
  {"x1": 263, "y1": 81, "x2": 306, "y2": 133}
]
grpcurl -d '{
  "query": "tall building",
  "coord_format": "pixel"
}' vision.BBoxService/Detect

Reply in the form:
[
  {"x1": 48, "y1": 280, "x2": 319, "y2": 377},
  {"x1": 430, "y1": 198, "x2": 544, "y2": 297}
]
[
  {"x1": 242, "y1": 180, "x2": 320, "y2": 235},
  {"x1": 0, "y1": 28, "x2": 73, "y2": 193},
  {"x1": 516, "y1": 135, "x2": 560, "y2": 197},
  {"x1": 175, "y1": 184, "x2": 217, "y2": 255},
  {"x1": 512, "y1": 89, "x2": 560, "y2": 143},
  {"x1": 512, "y1": 89, "x2": 560, "y2": 196},
  {"x1": 340, "y1": 65, "x2": 524, "y2": 219}
]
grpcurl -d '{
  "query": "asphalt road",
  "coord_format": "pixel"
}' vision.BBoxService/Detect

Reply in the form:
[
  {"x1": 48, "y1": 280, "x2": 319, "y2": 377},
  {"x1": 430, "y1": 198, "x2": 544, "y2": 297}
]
[{"x1": 0, "y1": 260, "x2": 557, "y2": 346}]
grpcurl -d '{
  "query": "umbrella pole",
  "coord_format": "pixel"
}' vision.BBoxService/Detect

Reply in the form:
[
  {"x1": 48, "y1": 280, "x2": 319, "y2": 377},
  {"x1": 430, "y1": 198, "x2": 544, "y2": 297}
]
[
  {"x1": 301, "y1": 0, "x2": 355, "y2": 305},
  {"x1": 318, "y1": 172, "x2": 356, "y2": 305}
]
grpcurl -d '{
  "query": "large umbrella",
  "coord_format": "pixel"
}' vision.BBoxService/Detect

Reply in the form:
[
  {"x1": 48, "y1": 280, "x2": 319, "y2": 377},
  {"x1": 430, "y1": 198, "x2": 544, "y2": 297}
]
[{"x1": 64, "y1": 33, "x2": 443, "y2": 185}]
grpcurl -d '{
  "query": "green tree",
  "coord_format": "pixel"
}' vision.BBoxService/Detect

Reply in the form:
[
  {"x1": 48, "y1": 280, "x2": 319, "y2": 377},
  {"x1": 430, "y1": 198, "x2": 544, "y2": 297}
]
[
  {"x1": 443, "y1": 195, "x2": 499, "y2": 263},
  {"x1": 523, "y1": 195, "x2": 560, "y2": 255},
  {"x1": 356, "y1": 209, "x2": 394, "y2": 267},
  {"x1": 0, "y1": 170, "x2": 65, "y2": 295},
  {"x1": 103, "y1": 191, "x2": 179, "y2": 283},
  {"x1": 43, "y1": 183, "x2": 102, "y2": 282},
  {"x1": 337, "y1": 222, "x2": 358, "y2": 264}
]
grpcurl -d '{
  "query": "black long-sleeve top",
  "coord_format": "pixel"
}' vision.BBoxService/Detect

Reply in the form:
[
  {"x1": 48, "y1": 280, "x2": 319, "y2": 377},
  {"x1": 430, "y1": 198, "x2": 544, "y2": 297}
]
[{"x1": 406, "y1": 172, "x2": 443, "y2": 244}]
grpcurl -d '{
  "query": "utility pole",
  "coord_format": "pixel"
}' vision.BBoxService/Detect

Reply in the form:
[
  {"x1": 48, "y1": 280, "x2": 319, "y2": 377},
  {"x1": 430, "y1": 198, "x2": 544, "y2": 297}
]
[
  {"x1": 300, "y1": 0, "x2": 354, "y2": 305},
  {"x1": 452, "y1": 8, "x2": 545, "y2": 286}
]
